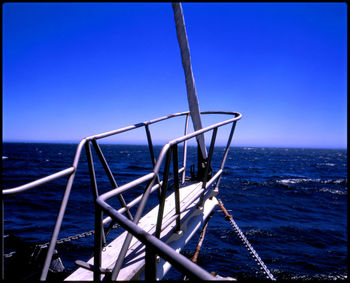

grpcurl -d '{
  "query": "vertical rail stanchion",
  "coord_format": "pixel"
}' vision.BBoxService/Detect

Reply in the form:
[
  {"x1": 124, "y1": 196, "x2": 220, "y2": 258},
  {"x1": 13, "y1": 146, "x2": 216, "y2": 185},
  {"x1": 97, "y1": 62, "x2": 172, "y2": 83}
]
[
  {"x1": 94, "y1": 205, "x2": 103, "y2": 281},
  {"x1": 145, "y1": 245, "x2": 157, "y2": 280},
  {"x1": 145, "y1": 124, "x2": 156, "y2": 168},
  {"x1": 182, "y1": 113, "x2": 190, "y2": 184},
  {"x1": 155, "y1": 149, "x2": 172, "y2": 239},
  {"x1": 199, "y1": 128, "x2": 217, "y2": 206},
  {"x1": 145, "y1": 124, "x2": 163, "y2": 199},
  {"x1": 85, "y1": 141, "x2": 107, "y2": 246},
  {"x1": 85, "y1": 141, "x2": 99, "y2": 201},
  {"x1": 215, "y1": 121, "x2": 237, "y2": 191},
  {"x1": 172, "y1": 145, "x2": 181, "y2": 231}
]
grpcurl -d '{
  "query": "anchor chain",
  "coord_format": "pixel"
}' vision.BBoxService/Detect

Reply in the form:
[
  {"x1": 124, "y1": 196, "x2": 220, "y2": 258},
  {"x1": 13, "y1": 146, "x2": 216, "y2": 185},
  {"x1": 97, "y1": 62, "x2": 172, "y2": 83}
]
[
  {"x1": 217, "y1": 199, "x2": 276, "y2": 281},
  {"x1": 3, "y1": 223, "x2": 120, "y2": 258}
]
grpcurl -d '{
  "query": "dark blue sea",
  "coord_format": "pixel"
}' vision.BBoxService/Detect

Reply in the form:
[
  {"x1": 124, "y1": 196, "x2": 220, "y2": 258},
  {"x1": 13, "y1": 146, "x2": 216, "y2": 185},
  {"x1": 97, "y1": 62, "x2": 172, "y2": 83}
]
[{"x1": 2, "y1": 143, "x2": 347, "y2": 280}]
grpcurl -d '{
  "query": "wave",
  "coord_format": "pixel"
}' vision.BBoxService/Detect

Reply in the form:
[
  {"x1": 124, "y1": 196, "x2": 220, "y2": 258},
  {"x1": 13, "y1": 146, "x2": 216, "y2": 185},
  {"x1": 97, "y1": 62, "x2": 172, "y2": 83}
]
[
  {"x1": 289, "y1": 273, "x2": 347, "y2": 281},
  {"x1": 318, "y1": 162, "x2": 336, "y2": 167},
  {"x1": 243, "y1": 228, "x2": 274, "y2": 237},
  {"x1": 241, "y1": 178, "x2": 347, "y2": 190},
  {"x1": 318, "y1": 188, "x2": 347, "y2": 195},
  {"x1": 126, "y1": 164, "x2": 151, "y2": 170},
  {"x1": 275, "y1": 178, "x2": 347, "y2": 196},
  {"x1": 277, "y1": 178, "x2": 347, "y2": 186},
  {"x1": 277, "y1": 178, "x2": 312, "y2": 185},
  {"x1": 3, "y1": 144, "x2": 347, "y2": 280}
]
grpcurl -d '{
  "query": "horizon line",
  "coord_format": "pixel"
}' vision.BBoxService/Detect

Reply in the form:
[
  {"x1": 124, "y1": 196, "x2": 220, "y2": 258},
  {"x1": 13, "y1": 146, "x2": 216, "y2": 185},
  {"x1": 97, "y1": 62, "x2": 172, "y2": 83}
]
[{"x1": 2, "y1": 140, "x2": 347, "y2": 150}]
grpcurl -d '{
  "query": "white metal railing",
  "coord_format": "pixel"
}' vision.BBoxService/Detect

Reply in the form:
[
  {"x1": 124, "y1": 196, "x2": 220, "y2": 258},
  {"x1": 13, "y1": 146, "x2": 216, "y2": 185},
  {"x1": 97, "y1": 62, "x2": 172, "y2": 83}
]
[{"x1": 1, "y1": 110, "x2": 242, "y2": 280}]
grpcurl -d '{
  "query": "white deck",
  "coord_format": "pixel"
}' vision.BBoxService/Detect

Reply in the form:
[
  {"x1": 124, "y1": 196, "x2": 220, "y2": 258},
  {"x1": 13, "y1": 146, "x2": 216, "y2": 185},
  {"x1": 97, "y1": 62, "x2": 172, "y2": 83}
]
[{"x1": 65, "y1": 182, "x2": 218, "y2": 281}]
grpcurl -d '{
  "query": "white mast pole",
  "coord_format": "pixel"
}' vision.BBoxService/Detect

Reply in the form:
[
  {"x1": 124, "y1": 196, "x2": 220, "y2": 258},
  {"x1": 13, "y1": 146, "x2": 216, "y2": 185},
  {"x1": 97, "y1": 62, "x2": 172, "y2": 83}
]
[{"x1": 172, "y1": 2, "x2": 207, "y2": 160}]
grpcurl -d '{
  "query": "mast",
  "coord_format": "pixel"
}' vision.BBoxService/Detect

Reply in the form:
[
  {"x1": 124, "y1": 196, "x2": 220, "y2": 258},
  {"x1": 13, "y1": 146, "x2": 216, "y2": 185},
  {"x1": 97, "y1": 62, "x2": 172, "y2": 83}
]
[{"x1": 172, "y1": 3, "x2": 208, "y2": 179}]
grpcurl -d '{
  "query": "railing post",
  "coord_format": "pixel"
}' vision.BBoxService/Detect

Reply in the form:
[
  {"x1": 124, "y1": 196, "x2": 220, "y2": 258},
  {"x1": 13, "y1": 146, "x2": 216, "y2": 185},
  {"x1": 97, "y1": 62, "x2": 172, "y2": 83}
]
[
  {"x1": 85, "y1": 141, "x2": 107, "y2": 247},
  {"x1": 94, "y1": 205, "x2": 103, "y2": 281},
  {"x1": 172, "y1": 145, "x2": 181, "y2": 231},
  {"x1": 145, "y1": 124, "x2": 163, "y2": 199},
  {"x1": 145, "y1": 124, "x2": 156, "y2": 168},
  {"x1": 155, "y1": 149, "x2": 172, "y2": 239},
  {"x1": 85, "y1": 142, "x2": 99, "y2": 201},
  {"x1": 145, "y1": 245, "x2": 157, "y2": 280},
  {"x1": 216, "y1": 121, "x2": 237, "y2": 190},
  {"x1": 199, "y1": 128, "x2": 217, "y2": 206},
  {"x1": 182, "y1": 113, "x2": 190, "y2": 184}
]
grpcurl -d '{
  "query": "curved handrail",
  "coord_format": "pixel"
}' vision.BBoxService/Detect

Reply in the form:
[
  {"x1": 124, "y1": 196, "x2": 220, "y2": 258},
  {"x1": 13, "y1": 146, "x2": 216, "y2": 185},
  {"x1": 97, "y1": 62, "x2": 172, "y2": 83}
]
[
  {"x1": 2, "y1": 110, "x2": 242, "y2": 280},
  {"x1": 156, "y1": 112, "x2": 241, "y2": 171},
  {"x1": 2, "y1": 138, "x2": 87, "y2": 196},
  {"x1": 85, "y1": 111, "x2": 189, "y2": 141},
  {"x1": 2, "y1": 167, "x2": 75, "y2": 196},
  {"x1": 95, "y1": 111, "x2": 241, "y2": 280},
  {"x1": 99, "y1": 112, "x2": 242, "y2": 203},
  {"x1": 2, "y1": 111, "x2": 241, "y2": 195}
]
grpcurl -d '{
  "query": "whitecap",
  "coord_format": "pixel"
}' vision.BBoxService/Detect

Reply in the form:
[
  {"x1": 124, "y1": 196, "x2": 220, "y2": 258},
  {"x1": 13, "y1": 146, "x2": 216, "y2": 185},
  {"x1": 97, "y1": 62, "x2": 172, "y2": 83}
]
[
  {"x1": 277, "y1": 178, "x2": 314, "y2": 185},
  {"x1": 277, "y1": 179, "x2": 297, "y2": 184},
  {"x1": 278, "y1": 178, "x2": 347, "y2": 187},
  {"x1": 322, "y1": 179, "x2": 346, "y2": 185},
  {"x1": 319, "y1": 188, "x2": 347, "y2": 195},
  {"x1": 2, "y1": 156, "x2": 8, "y2": 160},
  {"x1": 317, "y1": 162, "x2": 336, "y2": 167},
  {"x1": 334, "y1": 179, "x2": 346, "y2": 184}
]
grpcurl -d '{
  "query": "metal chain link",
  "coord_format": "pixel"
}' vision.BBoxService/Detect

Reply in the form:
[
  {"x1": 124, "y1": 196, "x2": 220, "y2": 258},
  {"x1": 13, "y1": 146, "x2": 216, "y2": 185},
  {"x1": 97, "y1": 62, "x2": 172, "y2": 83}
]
[
  {"x1": 3, "y1": 223, "x2": 120, "y2": 258},
  {"x1": 218, "y1": 199, "x2": 276, "y2": 281}
]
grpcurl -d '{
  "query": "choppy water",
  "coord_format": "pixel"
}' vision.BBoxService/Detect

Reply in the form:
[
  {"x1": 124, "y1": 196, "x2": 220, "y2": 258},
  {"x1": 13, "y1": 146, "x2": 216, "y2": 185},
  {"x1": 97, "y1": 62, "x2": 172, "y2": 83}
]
[{"x1": 2, "y1": 143, "x2": 347, "y2": 280}]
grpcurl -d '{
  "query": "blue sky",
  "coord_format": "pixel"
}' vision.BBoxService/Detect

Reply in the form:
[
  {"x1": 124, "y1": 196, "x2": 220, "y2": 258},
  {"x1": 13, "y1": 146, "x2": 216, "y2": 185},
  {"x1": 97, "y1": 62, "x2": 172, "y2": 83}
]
[{"x1": 2, "y1": 3, "x2": 347, "y2": 148}]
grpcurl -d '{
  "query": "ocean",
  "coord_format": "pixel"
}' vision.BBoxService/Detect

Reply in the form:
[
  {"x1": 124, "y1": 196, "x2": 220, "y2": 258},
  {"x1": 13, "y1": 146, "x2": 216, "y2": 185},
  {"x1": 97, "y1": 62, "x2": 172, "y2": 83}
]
[{"x1": 2, "y1": 143, "x2": 347, "y2": 280}]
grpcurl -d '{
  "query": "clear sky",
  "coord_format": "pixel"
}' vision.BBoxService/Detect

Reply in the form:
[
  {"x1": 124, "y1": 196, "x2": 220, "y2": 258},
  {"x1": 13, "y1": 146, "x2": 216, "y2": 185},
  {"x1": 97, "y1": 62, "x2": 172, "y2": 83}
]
[{"x1": 2, "y1": 3, "x2": 347, "y2": 148}]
